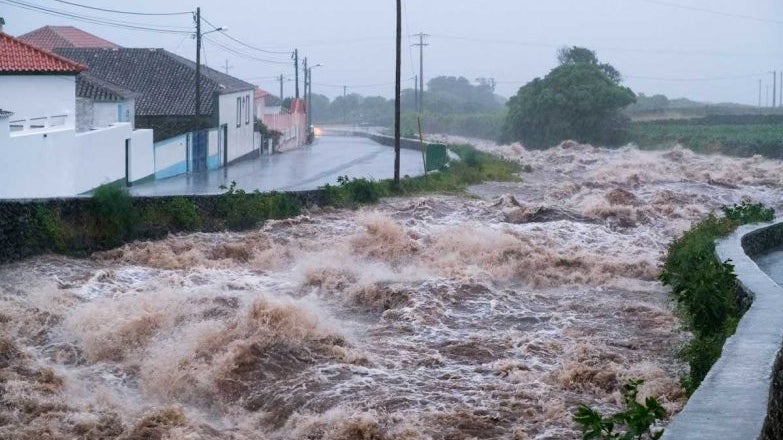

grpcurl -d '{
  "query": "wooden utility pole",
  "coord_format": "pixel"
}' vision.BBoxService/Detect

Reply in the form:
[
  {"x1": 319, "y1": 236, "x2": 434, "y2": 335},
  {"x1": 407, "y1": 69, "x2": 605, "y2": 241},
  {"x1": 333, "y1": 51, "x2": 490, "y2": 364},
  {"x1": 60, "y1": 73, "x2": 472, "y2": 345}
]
[
  {"x1": 414, "y1": 74, "x2": 419, "y2": 112},
  {"x1": 293, "y1": 49, "x2": 299, "y2": 99},
  {"x1": 194, "y1": 7, "x2": 202, "y2": 132},
  {"x1": 394, "y1": 0, "x2": 401, "y2": 185},
  {"x1": 279, "y1": 74, "x2": 284, "y2": 104},
  {"x1": 412, "y1": 32, "x2": 429, "y2": 113}
]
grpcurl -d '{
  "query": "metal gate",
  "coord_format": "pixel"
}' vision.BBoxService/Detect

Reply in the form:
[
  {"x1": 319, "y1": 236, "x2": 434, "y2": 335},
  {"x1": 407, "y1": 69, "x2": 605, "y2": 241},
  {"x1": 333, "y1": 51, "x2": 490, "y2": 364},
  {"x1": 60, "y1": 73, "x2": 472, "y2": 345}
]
[{"x1": 191, "y1": 129, "x2": 208, "y2": 172}]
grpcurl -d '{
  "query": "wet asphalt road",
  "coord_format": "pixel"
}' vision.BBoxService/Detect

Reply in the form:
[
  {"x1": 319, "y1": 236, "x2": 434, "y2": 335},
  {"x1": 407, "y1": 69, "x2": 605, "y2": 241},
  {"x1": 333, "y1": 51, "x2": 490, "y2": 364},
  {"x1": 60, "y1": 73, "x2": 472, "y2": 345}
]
[{"x1": 130, "y1": 135, "x2": 425, "y2": 196}]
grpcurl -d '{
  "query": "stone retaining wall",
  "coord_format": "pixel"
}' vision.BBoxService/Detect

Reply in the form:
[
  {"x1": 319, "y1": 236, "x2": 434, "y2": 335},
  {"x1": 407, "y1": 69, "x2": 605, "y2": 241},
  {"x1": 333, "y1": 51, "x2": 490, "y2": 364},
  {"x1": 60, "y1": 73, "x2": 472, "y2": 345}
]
[
  {"x1": 0, "y1": 190, "x2": 327, "y2": 264},
  {"x1": 662, "y1": 220, "x2": 783, "y2": 440}
]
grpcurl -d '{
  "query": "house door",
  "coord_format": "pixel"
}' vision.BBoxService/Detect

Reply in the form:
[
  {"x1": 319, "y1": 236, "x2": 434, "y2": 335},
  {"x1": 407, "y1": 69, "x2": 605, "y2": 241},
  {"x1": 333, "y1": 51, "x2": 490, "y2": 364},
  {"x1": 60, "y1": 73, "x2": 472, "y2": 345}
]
[
  {"x1": 221, "y1": 124, "x2": 228, "y2": 166},
  {"x1": 192, "y1": 129, "x2": 208, "y2": 172},
  {"x1": 124, "y1": 138, "x2": 131, "y2": 186}
]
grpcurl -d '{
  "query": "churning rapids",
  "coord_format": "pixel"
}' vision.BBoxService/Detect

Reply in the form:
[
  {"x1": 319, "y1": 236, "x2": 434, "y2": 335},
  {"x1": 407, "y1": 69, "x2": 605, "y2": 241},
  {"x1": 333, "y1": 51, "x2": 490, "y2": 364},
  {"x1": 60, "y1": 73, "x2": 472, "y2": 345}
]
[{"x1": 2, "y1": 141, "x2": 783, "y2": 440}]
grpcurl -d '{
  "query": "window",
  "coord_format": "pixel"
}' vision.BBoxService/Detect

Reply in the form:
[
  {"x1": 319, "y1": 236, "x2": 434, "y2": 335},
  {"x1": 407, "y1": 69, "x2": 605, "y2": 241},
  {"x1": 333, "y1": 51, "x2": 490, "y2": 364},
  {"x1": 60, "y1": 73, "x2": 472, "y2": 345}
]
[
  {"x1": 245, "y1": 94, "x2": 251, "y2": 125},
  {"x1": 236, "y1": 97, "x2": 241, "y2": 127}
]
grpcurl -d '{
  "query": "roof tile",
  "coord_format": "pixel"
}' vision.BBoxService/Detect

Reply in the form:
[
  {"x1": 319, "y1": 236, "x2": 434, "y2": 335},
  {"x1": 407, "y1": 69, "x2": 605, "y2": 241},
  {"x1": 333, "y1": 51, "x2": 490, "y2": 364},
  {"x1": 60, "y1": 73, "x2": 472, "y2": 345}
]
[
  {"x1": 0, "y1": 32, "x2": 86, "y2": 74},
  {"x1": 18, "y1": 26, "x2": 119, "y2": 51},
  {"x1": 54, "y1": 48, "x2": 255, "y2": 116}
]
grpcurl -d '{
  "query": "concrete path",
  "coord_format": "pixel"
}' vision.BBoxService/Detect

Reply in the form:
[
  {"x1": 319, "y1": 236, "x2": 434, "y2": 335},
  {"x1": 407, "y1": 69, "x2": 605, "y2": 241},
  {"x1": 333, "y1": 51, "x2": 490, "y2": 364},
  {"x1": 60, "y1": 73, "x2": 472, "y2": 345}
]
[{"x1": 130, "y1": 135, "x2": 425, "y2": 196}]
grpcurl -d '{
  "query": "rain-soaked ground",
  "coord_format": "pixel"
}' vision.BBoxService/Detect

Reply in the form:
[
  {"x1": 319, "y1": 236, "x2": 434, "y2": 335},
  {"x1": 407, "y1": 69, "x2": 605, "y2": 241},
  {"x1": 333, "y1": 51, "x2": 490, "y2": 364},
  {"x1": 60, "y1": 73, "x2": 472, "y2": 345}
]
[
  {"x1": 1, "y1": 141, "x2": 783, "y2": 439},
  {"x1": 130, "y1": 136, "x2": 425, "y2": 196}
]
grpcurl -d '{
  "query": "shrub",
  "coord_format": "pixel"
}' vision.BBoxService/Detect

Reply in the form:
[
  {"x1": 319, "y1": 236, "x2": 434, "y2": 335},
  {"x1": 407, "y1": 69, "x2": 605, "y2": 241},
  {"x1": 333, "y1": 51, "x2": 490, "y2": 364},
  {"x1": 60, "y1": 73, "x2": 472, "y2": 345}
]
[
  {"x1": 264, "y1": 192, "x2": 301, "y2": 219},
  {"x1": 660, "y1": 202, "x2": 775, "y2": 394},
  {"x1": 91, "y1": 184, "x2": 137, "y2": 247},
  {"x1": 163, "y1": 197, "x2": 201, "y2": 230},
  {"x1": 337, "y1": 175, "x2": 385, "y2": 204},
  {"x1": 216, "y1": 182, "x2": 267, "y2": 230},
  {"x1": 721, "y1": 200, "x2": 774, "y2": 224},
  {"x1": 574, "y1": 379, "x2": 666, "y2": 440},
  {"x1": 34, "y1": 205, "x2": 66, "y2": 251}
]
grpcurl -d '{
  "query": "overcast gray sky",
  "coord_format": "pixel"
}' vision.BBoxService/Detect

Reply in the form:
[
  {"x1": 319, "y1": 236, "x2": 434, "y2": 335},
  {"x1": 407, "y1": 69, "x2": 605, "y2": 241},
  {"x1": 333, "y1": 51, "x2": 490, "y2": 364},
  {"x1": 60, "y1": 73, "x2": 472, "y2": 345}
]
[{"x1": 3, "y1": 0, "x2": 782, "y2": 105}]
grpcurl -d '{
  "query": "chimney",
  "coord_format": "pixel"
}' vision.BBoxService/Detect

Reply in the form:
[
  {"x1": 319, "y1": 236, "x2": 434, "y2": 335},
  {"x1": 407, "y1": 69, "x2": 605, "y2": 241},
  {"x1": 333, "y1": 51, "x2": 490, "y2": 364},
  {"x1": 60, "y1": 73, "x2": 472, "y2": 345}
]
[{"x1": 0, "y1": 18, "x2": 5, "y2": 33}]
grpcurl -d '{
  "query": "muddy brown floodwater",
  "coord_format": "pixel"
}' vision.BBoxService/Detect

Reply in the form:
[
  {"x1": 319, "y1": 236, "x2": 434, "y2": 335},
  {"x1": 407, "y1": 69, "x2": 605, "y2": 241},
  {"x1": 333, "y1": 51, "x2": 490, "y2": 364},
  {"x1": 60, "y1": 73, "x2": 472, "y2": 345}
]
[{"x1": 1, "y1": 142, "x2": 782, "y2": 440}]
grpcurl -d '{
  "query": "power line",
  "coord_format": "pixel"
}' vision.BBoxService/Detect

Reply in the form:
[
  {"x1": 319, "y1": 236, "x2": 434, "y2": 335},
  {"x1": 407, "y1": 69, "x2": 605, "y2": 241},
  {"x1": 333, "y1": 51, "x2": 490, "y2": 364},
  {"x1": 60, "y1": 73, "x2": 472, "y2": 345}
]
[
  {"x1": 430, "y1": 34, "x2": 768, "y2": 58},
  {"x1": 0, "y1": 0, "x2": 192, "y2": 34},
  {"x1": 202, "y1": 36, "x2": 291, "y2": 65},
  {"x1": 314, "y1": 77, "x2": 416, "y2": 89},
  {"x1": 632, "y1": 0, "x2": 783, "y2": 25},
  {"x1": 47, "y1": 0, "x2": 191, "y2": 16},
  {"x1": 201, "y1": 15, "x2": 292, "y2": 56},
  {"x1": 626, "y1": 73, "x2": 768, "y2": 82},
  {"x1": 495, "y1": 72, "x2": 767, "y2": 85}
]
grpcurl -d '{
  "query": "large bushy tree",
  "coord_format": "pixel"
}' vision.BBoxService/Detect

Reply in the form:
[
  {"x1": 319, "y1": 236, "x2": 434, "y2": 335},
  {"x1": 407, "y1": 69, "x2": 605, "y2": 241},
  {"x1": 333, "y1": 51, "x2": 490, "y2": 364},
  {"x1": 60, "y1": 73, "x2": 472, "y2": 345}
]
[{"x1": 501, "y1": 48, "x2": 635, "y2": 148}]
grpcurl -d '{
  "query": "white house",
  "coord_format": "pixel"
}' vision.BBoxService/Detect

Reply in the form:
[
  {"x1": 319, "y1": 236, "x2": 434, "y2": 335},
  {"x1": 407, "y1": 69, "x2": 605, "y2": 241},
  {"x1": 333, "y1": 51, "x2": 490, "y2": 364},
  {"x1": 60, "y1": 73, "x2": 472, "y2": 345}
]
[
  {"x1": 54, "y1": 47, "x2": 258, "y2": 177},
  {"x1": 0, "y1": 32, "x2": 153, "y2": 199}
]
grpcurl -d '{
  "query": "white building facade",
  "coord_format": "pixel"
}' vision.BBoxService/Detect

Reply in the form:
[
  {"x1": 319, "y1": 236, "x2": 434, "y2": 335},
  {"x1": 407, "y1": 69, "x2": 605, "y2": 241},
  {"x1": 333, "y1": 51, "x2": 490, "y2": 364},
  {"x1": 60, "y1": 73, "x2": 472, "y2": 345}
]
[{"x1": 0, "y1": 32, "x2": 154, "y2": 199}]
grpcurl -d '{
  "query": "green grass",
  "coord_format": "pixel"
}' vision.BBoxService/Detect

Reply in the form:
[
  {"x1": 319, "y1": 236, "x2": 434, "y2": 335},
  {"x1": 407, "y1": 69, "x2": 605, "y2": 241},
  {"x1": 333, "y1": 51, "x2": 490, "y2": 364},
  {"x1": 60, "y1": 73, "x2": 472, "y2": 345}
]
[
  {"x1": 320, "y1": 144, "x2": 522, "y2": 207},
  {"x1": 629, "y1": 122, "x2": 783, "y2": 158}
]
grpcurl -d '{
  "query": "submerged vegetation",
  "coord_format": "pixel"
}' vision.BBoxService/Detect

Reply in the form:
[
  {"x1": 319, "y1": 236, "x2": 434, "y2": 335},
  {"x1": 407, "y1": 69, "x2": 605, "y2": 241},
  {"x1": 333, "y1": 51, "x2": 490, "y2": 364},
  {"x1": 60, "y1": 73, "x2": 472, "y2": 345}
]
[
  {"x1": 659, "y1": 201, "x2": 774, "y2": 394},
  {"x1": 1, "y1": 143, "x2": 520, "y2": 262}
]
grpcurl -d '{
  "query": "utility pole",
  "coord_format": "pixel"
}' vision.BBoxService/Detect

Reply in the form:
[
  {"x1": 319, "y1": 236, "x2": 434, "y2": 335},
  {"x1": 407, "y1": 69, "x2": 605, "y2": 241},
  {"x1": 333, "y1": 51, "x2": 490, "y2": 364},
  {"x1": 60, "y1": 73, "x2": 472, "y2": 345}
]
[
  {"x1": 293, "y1": 49, "x2": 299, "y2": 99},
  {"x1": 773, "y1": 71, "x2": 777, "y2": 108},
  {"x1": 194, "y1": 7, "x2": 202, "y2": 134},
  {"x1": 759, "y1": 79, "x2": 762, "y2": 107},
  {"x1": 766, "y1": 85, "x2": 770, "y2": 107},
  {"x1": 308, "y1": 67, "x2": 313, "y2": 137},
  {"x1": 412, "y1": 32, "x2": 429, "y2": 114},
  {"x1": 343, "y1": 85, "x2": 347, "y2": 124},
  {"x1": 303, "y1": 57, "x2": 309, "y2": 134},
  {"x1": 223, "y1": 59, "x2": 233, "y2": 75},
  {"x1": 414, "y1": 74, "x2": 419, "y2": 112},
  {"x1": 279, "y1": 74, "x2": 284, "y2": 105},
  {"x1": 394, "y1": 0, "x2": 402, "y2": 185}
]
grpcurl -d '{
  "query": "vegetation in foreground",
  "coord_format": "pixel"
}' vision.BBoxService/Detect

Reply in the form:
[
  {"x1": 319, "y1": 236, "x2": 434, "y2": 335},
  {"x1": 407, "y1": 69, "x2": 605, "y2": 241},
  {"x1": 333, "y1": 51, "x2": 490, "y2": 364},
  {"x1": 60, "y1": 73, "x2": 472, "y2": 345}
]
[
  {"x1": 9, "y1": 144, "x2": 520, "y2": 261},
  {"x1": 574, "y1": 379, "x2": 666, "y2": 440},
  {"x1": 659, "y1": 201, "x2": 774, "y2": 395}
]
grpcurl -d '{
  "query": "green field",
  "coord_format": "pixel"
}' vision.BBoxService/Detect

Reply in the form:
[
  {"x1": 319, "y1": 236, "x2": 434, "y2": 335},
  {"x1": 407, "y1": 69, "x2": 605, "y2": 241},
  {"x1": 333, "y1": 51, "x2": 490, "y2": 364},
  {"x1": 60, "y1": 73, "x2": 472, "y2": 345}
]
[{"x1": 629, "y1": 120, "x2": 783, "y2": 158}]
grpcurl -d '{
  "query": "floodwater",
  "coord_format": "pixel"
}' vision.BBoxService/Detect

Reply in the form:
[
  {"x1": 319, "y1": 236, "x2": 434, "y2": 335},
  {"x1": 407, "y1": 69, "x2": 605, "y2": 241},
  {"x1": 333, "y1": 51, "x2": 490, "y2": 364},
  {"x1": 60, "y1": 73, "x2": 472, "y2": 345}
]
[
  {"x1": 130, "y1": 135, "x2": 425, "y2": 196},
  {"x1": 2, "y1": 141, "x2": 783, "y2": 439}
]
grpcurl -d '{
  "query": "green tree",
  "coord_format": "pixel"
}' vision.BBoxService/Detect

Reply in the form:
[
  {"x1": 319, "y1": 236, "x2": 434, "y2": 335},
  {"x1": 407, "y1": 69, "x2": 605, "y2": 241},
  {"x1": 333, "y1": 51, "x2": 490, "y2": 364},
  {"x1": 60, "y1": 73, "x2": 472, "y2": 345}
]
[
  {"x1": 425, "y1": 76, "x2": 504, "y2": 114},
  {"x1": 558, "y1": 46, "x2": 622, "y2": 83},
  {"x1": 501, "y1": 61, "x2": 635, "y2": 148}
]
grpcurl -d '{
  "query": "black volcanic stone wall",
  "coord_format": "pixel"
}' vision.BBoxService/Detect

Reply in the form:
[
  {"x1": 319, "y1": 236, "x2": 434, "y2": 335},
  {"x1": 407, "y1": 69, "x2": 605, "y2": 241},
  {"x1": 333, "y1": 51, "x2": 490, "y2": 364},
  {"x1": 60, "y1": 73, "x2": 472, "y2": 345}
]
[
  {"x1": 742, "y1": 222, "x2": 783, "y2": 439},
  {"x1": 0, "y1": 190, "x2": 328, "y2": 264}
]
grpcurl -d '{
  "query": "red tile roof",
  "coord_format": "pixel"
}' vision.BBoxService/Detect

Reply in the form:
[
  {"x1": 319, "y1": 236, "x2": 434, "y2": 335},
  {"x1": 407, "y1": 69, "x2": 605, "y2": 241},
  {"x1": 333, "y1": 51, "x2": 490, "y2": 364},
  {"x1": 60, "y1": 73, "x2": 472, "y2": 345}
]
[
  {"x1": 18, "y1": 26, "x2": 119, "y2": 51},
  {"x1": 0, "y1": 32, "x2": 86, "y2": 74}
]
